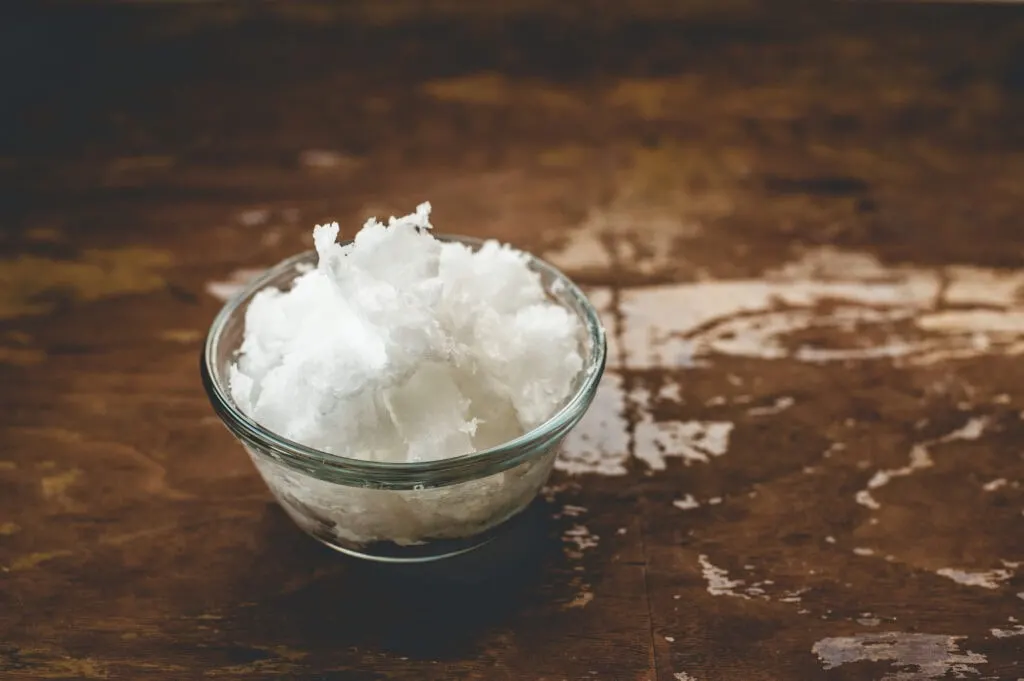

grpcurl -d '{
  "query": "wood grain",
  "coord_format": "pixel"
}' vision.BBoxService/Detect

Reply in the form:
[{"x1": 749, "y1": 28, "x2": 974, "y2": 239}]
[{"x1": 2, "y1": 2, "x2": 1024, "y2": 679}]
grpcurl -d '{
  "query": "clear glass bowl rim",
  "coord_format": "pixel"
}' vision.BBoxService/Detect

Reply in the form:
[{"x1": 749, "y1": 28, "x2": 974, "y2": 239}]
[{"x1": 200, "y1": 234, "x2": 607, "y2": 488}]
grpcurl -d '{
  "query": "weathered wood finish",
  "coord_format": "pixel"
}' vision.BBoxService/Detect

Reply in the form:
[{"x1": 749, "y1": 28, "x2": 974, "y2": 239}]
[{"x1": 2, "y1": 2, "x2": 1024, "y2": 679}]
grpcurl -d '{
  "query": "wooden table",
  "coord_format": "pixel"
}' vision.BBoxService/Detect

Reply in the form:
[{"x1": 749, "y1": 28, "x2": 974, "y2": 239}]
[{"x1": 3, "y1": 2, "x2": 1024, "y2": 679}]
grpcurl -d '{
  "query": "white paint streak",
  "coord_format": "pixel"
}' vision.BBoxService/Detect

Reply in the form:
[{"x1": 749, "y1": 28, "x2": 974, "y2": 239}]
[
  {"x1": 918, "y1": 309, "x2": 1024, "y2": 335},
  {"x1": 856, "y1": 417, "x2": 989, "y2": 510},
  {"x1": 561, "y1": 504, "x2": 587, "y2": 517},
  {"x1": 617, "y1": 278, "x2": 939, "y2": 369},
  {"x1": 673, "y1": 494, "x2": 700, "y2": 510},
  {"x1": 673, "y1": 673, "x2": 697, "y2": 681},
  {"x1": 565, "y1": 591, "x2": 594, "y2": 609},
  {"x1": 983, "y1": 478, "x2": 1008, "y2": 492},
  {"x1": 585, "y1": 247, "x2": 1024, "y2": 373},
  {"x1": 936, "y1": 567, "x2": 1012, "y2": 590},
  {"x1": 766, "y1": 246, "x2": 894, "y2": 280},
  {"x1": 556, "y1": 371, "x2": 630, "y2": 476},
  {"x1": 990, "y1": 625, "x2": 1024, "y2": 639},
  {"x1": 941, "y1": 418, "x2": 989, "y2": 443},
  {"x1": 747, "y1": 396, "x2": 795, "y2": 416},
  {"x1": 562, "y1": 525, "x2": 599, "y2": 552},
  {"x1": 853, "y1": 547, "x2": 875, "y2": 556},
  {"x1": 942, "y1": 265, "x2": 1024, "y2": 307},
  {"x1": 697, "y1": 554, "x2": 749, "y2": 599},
  {"x1": 812, "y1": 632, "x2": 987, "y2": 680},
  {"x1": 547, "y1": 245, "x2": 1024, "y2": 479},
  {"x1": 634, "y1": 418, "x2": 734, "y2": 469},
  {"x1": 237, "y1": 208, "x2": 270, "y2": 226},
  {"x1": 855, "y1": 490, "x2": 881, "y2": 510},
  {"x1": 657, "y1": 381, "x2": 682, "y2": 403}
]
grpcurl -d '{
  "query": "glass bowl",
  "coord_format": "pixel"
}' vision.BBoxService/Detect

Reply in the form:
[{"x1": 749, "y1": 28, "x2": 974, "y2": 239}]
[{"x1": 200, "y1": 235, "x2": 607, "y2": 562}]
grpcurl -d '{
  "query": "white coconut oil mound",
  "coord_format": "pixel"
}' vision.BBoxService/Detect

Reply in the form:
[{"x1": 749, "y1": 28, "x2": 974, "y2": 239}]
[{"x1": 229, "y1": 202, "x2": 584, "y2": 463}]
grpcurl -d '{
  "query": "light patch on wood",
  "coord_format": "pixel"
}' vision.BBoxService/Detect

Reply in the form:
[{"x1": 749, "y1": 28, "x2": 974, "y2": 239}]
[
  {"x1": 158, "y1": 329, "x2": 203, "y2": 344},
  {"x1": 616, "y1": 280, "x2": 937, "y2": 369},
  {"x1": 556, "y1": 370, "x2": 630, "y2": 476},
  {"x1": 657, "y1": 381, "x2": 682, "y2": 402},
  {"x1": 935, "y1": 567, "x2": 1013, "y2": 590},
  {"x1": 558, "y1": 246, "x2": 1024, "y2": 371},
  {"x1": 559, "y1": 504, "x2": 587, "y2": 518},
  {"x1": 565, "y1": 591, "x2": 594, "y2": 609},
  {"x1": 205, "y1": 268, "x2": 266, "y2": 302},
  {"x1": 25, "y1": 227, "x2": 63, "y2": 242},
  {"x1": 0, "y1": 521, "x2": 20, "y2": 535},
  {"x1": 562, "y1": 524, "x2": 599, "y2": 552},
  {"x1": 20, "y1": 654, "x2": 108, "y2": 679},
  {"x1": 545, "y1": 225, "x2": 614, "y2": 272},
  {"x1": 546, "y1": 145, "x2": 744, "y2": 276},
  {"x1": 812, "y1": 632, "x2": 986, "y2": 679},
  {"x1": 942, "y1": 265, "x2": 1024, "y2": 307},
  {"x1": 605, "y1": 77, "x2": 701, "y2": 119},
  {"x1": 855, "y1": 490, "x2": 882, "y2": 510},
  {"x1": 298, "y1": 150, "x2": 361, "y2": 172},
  {"x1": 0, "y1": 461, "x2": 16, "y2": 471},
  {"x1": 41, "y1": 468, "x2": 82, "y2": 501},
  {"x1": 918, "y1": 309, "x2": 1024, "y2": 336},
  {"x1": 990, "y1": 625, "x2": 1024, "y2": 639},
  {"x1": 856, "y1": 418, "x2": 988, "y2": 511},
  {"x1": 779, "y1": 587, "x2": 810, "y2": 604},
  {"x1": 673, "y1": 495, "x2": 700, "y2": 510},
  {"x1": 237, "y1": 208, "x2": 271, "y2": 226},
  {"x1": 636, "y1": 419, "x2": 733, "y2": 468},
  {"x1": 420, "y1": 73, "x2": 582, "y2": 110},
  {"x1": 546, "y1": 206, "x2": 704, "y2": 278},
  {"x1": 7, "y1": 550, "x2": 74, "y2": 572},
  {"x1": 697, "y1": 554, "x2": 749, "y2": 599},
  {"x1": 557, "y1": 510, "x2": 596, "y2": 608},
  {"x1": 0, "y1": 248, "x2": 173, "y2": 319},
  {"x1": 983, "y1": 478, "x2": 1008, "y2": 492},
  {"x1": 747, "y1": 396, "x2": 795, "y2": 416},
  {"x1": 635, "y1": 413, "x2": 733, "y2": 469}
]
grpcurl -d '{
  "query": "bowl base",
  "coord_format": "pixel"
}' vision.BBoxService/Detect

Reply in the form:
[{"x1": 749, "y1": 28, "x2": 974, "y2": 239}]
[
  {"x1": 308, "y1": 530, "x2": 498, "y2": 564},
  {"x1": 293, "y1": 501, "x2": 554, "y2": 564}
]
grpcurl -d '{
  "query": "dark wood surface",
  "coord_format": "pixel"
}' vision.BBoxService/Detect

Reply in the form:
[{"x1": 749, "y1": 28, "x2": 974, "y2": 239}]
[{"x1": 3, "y1": 2, "x2": 1024, "y2": 679}]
